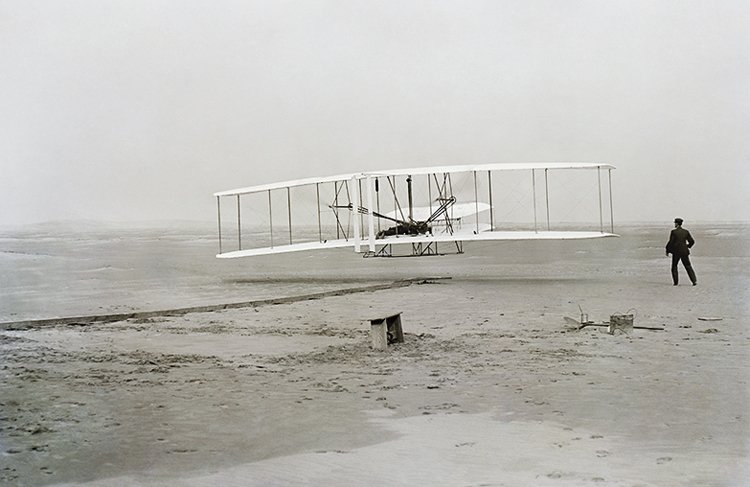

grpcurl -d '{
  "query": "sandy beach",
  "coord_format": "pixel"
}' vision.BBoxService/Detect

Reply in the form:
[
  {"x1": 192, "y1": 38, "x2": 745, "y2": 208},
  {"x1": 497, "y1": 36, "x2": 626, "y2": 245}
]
[{"x1": 1, "y1": 225, "x2": 749, "y2": 486}]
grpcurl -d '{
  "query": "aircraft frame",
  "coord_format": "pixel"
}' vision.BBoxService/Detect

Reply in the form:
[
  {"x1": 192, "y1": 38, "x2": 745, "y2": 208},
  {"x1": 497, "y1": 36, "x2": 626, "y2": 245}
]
[{"x1": 213, "y1": 162, "x2": 617, "y2": 258}]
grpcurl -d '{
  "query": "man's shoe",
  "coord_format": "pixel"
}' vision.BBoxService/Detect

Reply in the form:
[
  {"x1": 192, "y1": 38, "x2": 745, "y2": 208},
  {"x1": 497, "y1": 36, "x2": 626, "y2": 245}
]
[{"x1": 692, "y1": 282, "x2": 697, "y2": 286}]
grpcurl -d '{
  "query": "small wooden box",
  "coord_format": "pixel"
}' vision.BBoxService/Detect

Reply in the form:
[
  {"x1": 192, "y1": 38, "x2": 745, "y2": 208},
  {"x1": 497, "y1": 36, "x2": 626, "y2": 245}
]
[
  {"x1": 608, "y1": 314, "x2": 634, "y2": 334},
  {"x1": 370, "y1": 313, "x2": 404, "y2": 350}
]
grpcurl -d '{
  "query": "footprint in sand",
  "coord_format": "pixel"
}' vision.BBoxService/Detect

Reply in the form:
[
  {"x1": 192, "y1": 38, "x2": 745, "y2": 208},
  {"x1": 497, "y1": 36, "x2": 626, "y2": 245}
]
[{"x1": 545, "y1": 471, "x2": 575, "y2": 479}]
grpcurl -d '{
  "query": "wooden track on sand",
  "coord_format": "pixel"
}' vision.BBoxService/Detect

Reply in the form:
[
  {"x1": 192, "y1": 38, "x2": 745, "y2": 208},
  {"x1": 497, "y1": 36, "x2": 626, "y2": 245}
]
[{"x1": 0, "y1": 277, "x2": 448, "y2": 330}]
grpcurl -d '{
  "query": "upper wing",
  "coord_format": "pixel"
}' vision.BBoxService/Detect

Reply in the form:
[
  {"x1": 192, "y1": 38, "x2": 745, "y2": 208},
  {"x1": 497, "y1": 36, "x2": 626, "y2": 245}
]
[{"x1": 213, "y1": 162, "x2": 614, "y2": 198}]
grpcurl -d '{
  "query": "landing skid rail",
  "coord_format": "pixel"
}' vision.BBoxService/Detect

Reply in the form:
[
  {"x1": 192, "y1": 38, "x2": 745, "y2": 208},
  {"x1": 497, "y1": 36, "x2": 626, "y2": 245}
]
[{"x1": 363, "y1": 240, "x2": 464, "y2": 258}]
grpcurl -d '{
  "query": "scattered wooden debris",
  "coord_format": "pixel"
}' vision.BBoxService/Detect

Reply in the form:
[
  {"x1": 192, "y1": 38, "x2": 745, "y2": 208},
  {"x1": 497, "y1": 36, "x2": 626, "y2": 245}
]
[{"x1": 563, "y1": 310, "x2": 664, "y2": 333}]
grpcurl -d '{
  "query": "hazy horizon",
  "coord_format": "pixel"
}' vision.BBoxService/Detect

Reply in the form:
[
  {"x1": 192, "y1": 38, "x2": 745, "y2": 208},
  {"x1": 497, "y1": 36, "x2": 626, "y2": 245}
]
[
  {"x1": 1, "y1": 217, "x2": 747, "y2": 232},
  {"x1": 2, "y1": 1, "x2": 748, "y2": 226}
]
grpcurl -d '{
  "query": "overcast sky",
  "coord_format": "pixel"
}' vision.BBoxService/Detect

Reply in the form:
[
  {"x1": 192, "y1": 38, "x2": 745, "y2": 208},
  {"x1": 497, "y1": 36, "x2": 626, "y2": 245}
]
[{"x1": 1, "y1": 0, "x2": 748, "y2": 226}]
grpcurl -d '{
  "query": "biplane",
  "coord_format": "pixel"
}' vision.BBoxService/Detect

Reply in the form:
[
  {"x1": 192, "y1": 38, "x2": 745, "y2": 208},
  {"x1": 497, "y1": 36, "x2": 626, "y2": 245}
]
[{"x1": 214, "y1": 162, "x2": 617, "y2": 258}]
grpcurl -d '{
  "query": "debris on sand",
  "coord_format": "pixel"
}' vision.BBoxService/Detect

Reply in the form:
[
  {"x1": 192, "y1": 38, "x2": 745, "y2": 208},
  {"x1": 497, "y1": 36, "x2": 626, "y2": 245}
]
[{"x1": 563, "y1": 314, "x2": 664, "y2": 333}]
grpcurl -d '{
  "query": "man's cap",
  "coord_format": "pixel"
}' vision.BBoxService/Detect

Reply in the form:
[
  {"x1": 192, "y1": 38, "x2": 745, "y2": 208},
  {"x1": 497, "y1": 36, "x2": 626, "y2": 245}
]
[{"x1": 674, "y1": 218, "x2": 683, "y2": 224}]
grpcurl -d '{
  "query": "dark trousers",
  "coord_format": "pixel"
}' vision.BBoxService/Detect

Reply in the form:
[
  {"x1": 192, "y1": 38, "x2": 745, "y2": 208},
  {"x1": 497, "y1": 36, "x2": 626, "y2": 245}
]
[{"x1": 671, "y1": 254, "x2": 697, "y2": 285}]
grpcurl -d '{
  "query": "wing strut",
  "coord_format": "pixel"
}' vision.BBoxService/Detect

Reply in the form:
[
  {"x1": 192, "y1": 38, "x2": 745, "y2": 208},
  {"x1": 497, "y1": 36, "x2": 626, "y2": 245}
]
[
  {"x1": 488, "y1": 170, "x2": 494, "y2": 231},
  {"x1": 217, "y1": 196, "x2": 222, "y2": 254},
  {"x1": 598, "y1": 167, "x2": 604, "y2": 233},
  {"x1": 532, "y1": 170, "x2": 538, "y2": 233},
  {"x1": 332, "y1": 181, "x2": 350, "y2": 240},
  {"x1": 268, "y1": 190, "x2": 274, "y2": 248},
  {"x1": 366, "y1": 175, "x2": 375, "y2": 251},
  {"x1": 287, "y1": 187, "x2": 293, "y2": 245},
  {"x1": 545, "y1": 168, "x2": 551, "y2": 231},
  {"x1": 473, "y1": 171, "x2": 479, "y2": 233},
  {"x1": 237, "y1": 195, "x2": 242, "y2": 250},
  {"x1": 351, "y1": 175, "x2": 360, "y2": 252},
  {"x1": 608, "y1": 169, "x2": 615, "y2": 234},
  {"x1": 316, "y1": 182, "x2": 322, "y2": 243},
  {"x1": 407, "y1": 175, "x2": 413, "y2": 221}
]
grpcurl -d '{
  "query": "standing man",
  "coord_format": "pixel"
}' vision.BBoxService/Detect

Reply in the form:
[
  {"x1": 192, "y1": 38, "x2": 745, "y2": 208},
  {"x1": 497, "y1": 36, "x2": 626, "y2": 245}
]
[{"x1": 666, "y1": 218, "x2": 697, "y2": 286}]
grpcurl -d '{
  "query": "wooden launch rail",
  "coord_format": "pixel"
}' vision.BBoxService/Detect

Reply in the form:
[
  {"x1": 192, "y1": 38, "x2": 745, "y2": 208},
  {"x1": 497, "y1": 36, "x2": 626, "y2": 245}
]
[{"x1": 0, "y1": 277, "x2": 449, "y2": 331}]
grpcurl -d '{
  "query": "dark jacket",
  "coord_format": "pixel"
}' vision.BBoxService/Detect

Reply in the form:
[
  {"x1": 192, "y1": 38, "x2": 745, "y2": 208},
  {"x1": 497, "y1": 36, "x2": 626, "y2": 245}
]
[{"x1": 666, "y1": 227, "x2": 695, "y2": 256}]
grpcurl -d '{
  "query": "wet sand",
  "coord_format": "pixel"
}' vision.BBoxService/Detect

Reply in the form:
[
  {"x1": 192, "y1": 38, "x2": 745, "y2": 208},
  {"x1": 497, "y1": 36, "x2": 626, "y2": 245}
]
[{"x1": 2, "y1": 250, "x2": 749, "y2": 486}]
